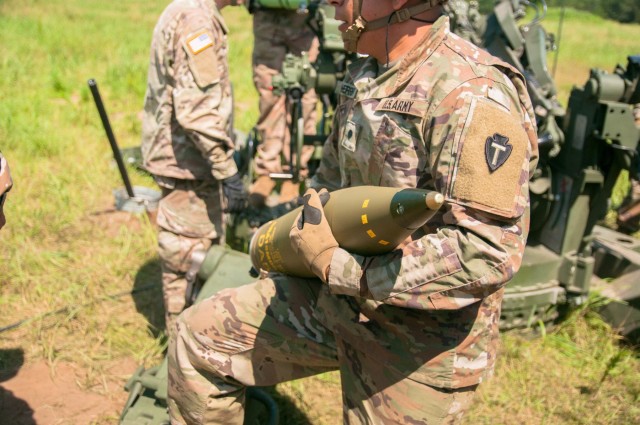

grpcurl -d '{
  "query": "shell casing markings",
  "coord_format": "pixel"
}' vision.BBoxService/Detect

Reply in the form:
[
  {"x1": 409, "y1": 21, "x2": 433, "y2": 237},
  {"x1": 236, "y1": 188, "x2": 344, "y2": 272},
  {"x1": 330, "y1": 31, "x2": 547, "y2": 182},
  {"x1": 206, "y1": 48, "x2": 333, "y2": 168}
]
[
  {"x1": 361, "y1": 198, "x2": 390, "y2": 245},
  {"x1": 256, "y1": 221, "x2": 284, "y2": 272},
  {"x1": 250, "y1": 186, "x2": 442, "y2": 276}
]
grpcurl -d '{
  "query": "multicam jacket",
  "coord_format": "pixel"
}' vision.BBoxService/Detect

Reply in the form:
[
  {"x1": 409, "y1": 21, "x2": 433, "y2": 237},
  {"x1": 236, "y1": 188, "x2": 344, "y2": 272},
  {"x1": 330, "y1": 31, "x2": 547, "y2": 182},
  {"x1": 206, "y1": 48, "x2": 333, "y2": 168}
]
[
  {"x1": 311, "y1": 16, "x2": 539, "y2": 388},
  {"x1": 141, "y1": 0, "x2": 237, "y2": 181}
]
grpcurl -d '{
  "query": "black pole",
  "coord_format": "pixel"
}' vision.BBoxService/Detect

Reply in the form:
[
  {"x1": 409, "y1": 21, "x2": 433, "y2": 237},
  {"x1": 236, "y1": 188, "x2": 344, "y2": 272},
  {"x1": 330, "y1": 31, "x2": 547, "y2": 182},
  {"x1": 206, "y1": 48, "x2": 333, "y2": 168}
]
[
  {"x1": 88, "y1": 78, "x2": 135, "y2": 198},
  {"x1": 552, "y1": 4, "x2": 566, "y2": 78},
  {"x1": 287, "y1": 87, "x2": 303, "y2": 184}
]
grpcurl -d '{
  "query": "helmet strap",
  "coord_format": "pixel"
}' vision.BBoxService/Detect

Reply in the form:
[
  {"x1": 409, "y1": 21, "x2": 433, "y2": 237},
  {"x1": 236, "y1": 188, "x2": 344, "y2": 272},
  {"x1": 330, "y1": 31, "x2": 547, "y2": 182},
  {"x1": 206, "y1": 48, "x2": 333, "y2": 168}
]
[
  {"x1": 341, "y1": 0, "x2": 440, "y2": 53},
  {"x1": 342, "y1": 16, "x2": 367, "y2": 52},
  {"x1": 366, "y1": 1, "x2": 437, "y2": 32}
]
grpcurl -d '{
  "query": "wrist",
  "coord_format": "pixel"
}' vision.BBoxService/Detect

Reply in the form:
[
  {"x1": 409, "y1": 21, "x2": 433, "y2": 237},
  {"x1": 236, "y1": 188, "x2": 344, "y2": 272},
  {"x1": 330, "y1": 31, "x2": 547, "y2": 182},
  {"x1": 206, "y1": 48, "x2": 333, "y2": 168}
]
[{"x1": 312, "y1": 247, "x2": 336, "y2": 283}]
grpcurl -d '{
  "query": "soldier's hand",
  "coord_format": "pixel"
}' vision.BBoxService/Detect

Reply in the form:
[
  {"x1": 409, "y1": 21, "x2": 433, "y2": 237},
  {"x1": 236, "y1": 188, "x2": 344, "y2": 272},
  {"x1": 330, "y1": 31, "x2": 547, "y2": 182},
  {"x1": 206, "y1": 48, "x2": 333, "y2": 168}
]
[
  {"x1": 222, "y1": 173, "x2": 248, "y2": 214},
  {"x1": 289, "y1": 188, "x2": 337, "y2": 283}
]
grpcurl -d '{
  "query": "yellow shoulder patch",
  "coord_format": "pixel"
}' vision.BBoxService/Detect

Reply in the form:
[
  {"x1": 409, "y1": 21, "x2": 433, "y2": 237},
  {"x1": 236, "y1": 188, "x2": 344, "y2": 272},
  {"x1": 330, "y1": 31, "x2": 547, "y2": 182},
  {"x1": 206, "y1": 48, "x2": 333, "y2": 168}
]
[
  {"x1": 451, "y1": 97, "x2": 528, "y2": 218},
  {"x1": 183, "y1": 28, "x2": 219, "y2": 88},
  {"x1": 186, "y1": 29, "x2": 214, "y2": 55}
]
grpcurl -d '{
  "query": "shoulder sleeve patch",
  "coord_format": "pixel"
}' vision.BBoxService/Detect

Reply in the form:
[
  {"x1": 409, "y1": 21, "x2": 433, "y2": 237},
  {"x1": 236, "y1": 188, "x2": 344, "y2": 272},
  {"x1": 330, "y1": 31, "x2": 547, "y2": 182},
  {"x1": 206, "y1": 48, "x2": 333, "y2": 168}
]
[
  {"x1": 182, "y1": 28, "x2": 220, "y2": 88},
  {"x1": 450, "y1": 97, "x2": 529, "y2": 218},
  {"x1": 375, "y1": 97, "x2": 428, "y2": 117},
  {"x1": 186, "y1": 29, "x2": 214, "y2": 54}
]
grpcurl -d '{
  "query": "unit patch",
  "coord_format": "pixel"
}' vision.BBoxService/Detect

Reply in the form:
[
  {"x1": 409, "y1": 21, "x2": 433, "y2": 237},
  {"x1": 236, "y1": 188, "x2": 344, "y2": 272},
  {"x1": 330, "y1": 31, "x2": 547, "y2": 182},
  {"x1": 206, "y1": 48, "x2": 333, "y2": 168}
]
[
  {"x1": 451, "y1": 97, "x2": 528, "y2": 218},
  {"x1": 375, "y1": 97, "x2": 427, "y2": 117},
  {"x1": 187, "y1": 29, "x2": 214, "y2": 55},
  {"x1": 485, "y1": 133, "x2": 512, "y2": 172},
  {"x1": 183, "y1": 27, "x2": 220, "y2": 88}
]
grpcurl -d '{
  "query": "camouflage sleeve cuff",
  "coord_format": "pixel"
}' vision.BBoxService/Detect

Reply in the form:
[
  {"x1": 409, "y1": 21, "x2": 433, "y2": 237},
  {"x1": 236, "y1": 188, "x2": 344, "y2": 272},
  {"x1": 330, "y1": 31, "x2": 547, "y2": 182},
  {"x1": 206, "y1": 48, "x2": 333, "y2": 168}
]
[
  {"x1": 327, "y1": 248, "x2": 362, "y2": 296},
  {"x1": 210, "y1": 152, "x2": 238, "y2": 181}
]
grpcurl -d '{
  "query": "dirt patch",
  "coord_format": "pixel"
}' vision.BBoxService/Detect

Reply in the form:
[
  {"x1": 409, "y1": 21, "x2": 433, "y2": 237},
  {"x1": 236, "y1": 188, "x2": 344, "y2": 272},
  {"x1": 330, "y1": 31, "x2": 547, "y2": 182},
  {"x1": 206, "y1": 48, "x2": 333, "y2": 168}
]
[
  {"x1": 87, "y1": 208, "x2": 157, "y2": 238},
  {"x1": 0, "y1": 358, "x2": 139, "y2": 425}
]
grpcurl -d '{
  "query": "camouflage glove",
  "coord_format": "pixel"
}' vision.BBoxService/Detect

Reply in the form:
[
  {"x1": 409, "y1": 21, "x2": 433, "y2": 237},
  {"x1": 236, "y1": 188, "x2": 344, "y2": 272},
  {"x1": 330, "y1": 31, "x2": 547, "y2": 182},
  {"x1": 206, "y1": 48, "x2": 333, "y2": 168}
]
[
  {"x1": 222, "y1": 173, "x2": 248, "y2": 214},
  {"x1": 289, "y1": 188, "x2": 337, "y2": 282}
]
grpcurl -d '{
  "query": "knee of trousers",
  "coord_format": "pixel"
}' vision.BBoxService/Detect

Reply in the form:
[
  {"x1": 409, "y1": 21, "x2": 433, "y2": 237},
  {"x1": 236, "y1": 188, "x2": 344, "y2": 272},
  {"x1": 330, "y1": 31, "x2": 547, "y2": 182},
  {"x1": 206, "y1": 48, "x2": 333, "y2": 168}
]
[
  {"x1": 158, "y1": 229, "x2": 212, "y2": 275},
  {"x1": 170, "y1": 308, "x2": 241, "y2": 390},
  {"x1": 168, "y1": 313, "x2": 245, "y2": 425}
]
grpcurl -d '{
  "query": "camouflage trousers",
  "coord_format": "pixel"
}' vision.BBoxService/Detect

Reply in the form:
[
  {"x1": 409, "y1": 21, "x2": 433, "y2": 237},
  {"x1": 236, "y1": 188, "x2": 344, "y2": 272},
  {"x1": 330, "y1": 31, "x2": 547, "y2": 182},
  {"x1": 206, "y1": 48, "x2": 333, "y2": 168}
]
[
  {"x1": 252, "y1": 10, "x2": 319, "y2": 178},
  {"x1": 168, "y1": 275, "x2": 478, "y2": 424},
  {"x1": 156, "y1": 178, "x2": 225, "y2": 332}
]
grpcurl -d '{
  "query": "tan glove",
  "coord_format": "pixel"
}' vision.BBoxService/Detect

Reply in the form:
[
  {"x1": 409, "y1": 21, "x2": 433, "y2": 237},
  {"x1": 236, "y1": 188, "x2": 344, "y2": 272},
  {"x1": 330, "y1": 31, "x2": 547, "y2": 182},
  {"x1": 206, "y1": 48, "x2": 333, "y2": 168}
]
[{"x1": 289, "y1": 188, "x2": 338, "y2": 282}]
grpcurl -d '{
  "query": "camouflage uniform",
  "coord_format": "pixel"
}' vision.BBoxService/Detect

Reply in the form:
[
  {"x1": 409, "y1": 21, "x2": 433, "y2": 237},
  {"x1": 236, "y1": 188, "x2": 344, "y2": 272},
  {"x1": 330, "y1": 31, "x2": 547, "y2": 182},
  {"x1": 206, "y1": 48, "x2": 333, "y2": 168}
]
[
  {"x1": 617, "y1": 103, "x2": 640, "y2": 231},
  {"x1": 631, "y1": 104, "x2": 640, "y2": 203},
  {"x1": 168, "y1": 16, "x2": 538, "y2": 424},
  {"x1": 443, "y1": 0, "x2": 484, "y2": 46},
  {"x1": 0, "y1": 151, "x2": 13, "y2": 230},
  {"x1": 252, "y1": 8, "x2": 319, "y2": 178},
  {"x1": 142, "y1": 0, "x2": 237, "y2": 330}
]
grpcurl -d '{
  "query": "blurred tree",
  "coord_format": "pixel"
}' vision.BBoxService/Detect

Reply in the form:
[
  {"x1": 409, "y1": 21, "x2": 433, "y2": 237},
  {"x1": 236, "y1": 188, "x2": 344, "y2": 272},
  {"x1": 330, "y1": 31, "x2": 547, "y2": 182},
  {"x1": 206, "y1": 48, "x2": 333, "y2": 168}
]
[{"x1": 475, "y1": 0, "x2": 640, "y2": 24}]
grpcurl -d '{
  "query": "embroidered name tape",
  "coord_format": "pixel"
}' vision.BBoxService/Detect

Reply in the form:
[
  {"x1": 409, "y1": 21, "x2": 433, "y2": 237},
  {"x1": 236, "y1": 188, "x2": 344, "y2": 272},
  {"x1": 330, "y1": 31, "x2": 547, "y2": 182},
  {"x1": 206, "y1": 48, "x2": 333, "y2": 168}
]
[
  {"x1": 187, "y1": 30, "x2": 214, "y2": 55},
  {"x1": 375, "y1": 97, "x2": 427, "y2": 117},
  {"x1": 336, "y1": 82, "x2": 357, "y2": 99}
]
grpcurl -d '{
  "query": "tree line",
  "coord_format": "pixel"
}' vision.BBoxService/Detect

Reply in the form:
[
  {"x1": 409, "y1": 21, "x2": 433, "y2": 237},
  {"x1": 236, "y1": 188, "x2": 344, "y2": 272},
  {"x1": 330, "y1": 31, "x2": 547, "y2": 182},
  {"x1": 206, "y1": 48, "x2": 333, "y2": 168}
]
[{"x1": 476, "y1": 0, "x2": 640, "y2": 24}]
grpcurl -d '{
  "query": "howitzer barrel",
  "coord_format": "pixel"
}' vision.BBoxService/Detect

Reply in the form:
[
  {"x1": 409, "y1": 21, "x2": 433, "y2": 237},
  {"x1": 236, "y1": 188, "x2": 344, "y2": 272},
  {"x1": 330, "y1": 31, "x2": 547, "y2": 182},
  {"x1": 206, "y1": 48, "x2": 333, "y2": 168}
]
[{"x1": 249, "y1": 186, "x2": 444, "y2": 277}]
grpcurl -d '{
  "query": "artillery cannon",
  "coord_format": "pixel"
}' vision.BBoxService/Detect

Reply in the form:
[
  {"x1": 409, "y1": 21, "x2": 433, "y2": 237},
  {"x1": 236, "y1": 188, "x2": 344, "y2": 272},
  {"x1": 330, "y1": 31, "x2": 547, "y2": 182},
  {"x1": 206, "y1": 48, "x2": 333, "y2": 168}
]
[
  {"x1": 119, "y1": 1, "x2": 640, "y2": 422},
  {"x1": 454, "y1": 0, "x2": 640, "y2": 334}
]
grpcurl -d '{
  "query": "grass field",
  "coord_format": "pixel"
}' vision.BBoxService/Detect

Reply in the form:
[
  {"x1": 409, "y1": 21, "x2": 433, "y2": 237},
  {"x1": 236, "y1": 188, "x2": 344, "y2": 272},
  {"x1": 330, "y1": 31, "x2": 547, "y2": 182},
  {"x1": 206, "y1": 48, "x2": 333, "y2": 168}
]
[{"x1": 0, "y1": 1, "x2": 639, "y2": 424}]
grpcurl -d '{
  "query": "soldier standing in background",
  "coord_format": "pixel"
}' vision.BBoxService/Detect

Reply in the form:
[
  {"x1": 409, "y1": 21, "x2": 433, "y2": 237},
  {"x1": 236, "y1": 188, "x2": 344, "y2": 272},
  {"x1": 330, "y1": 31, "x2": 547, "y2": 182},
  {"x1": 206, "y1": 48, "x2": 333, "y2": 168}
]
[
  {"x1": 168, "y1": 0, "x2": 539, "y2": 423},
  {"x1": 616, "y1": 103, "x2": 640, "y2": 232},
  {"x1": 247, "y1": 1, "x2": 320, "y2": 207},
  {"x1": 142, "y1": 0, "x2": 247, "y2": 333},
  {"x1": 0, "y1": 151, "x2": 13, "y2": 230}
]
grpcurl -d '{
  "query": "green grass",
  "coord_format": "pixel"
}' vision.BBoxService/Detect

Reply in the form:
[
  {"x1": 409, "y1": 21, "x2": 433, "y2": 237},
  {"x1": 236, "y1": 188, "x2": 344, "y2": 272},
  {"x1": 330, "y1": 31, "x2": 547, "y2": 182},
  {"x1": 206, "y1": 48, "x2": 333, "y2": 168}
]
[
  {"x1": 541, "y1": 7, "x2": 640, "y2": 101},
  {"x1": 0, "y1": 1, "x2": 639, "y2": 424}
]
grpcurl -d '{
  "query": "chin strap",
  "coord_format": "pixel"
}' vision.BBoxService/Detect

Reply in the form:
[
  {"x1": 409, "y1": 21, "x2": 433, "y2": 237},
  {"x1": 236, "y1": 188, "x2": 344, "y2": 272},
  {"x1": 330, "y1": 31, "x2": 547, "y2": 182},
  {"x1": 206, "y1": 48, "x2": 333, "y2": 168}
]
[{"x1": 342, "y1": 0, "x2": 443, "y2": 52}]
